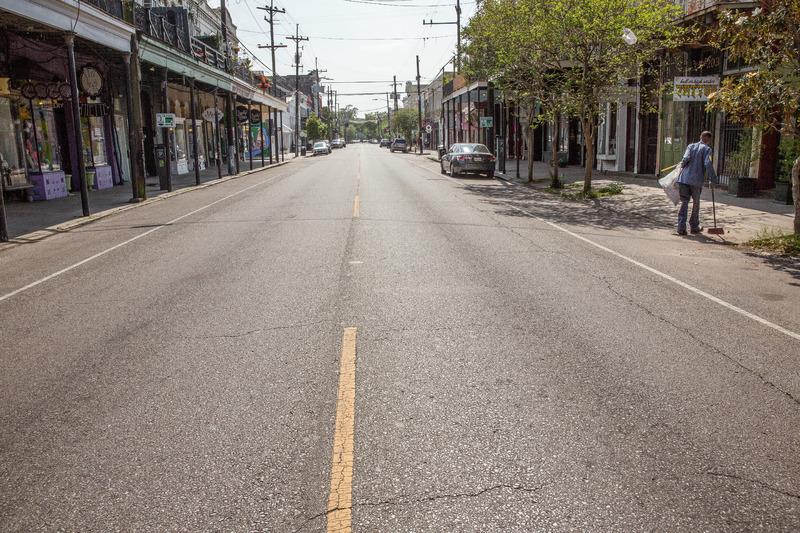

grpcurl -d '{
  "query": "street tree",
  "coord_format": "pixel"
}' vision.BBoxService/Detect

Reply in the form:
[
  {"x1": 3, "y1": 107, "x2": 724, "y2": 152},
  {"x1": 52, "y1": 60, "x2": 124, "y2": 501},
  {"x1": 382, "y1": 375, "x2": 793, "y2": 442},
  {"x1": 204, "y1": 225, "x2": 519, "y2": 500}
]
[
  {"x1": 708, "y1": 0, "x2": 800, "y2": 233},
  {"x1": 305, "y1": 112, "x2": 328, "y2": 142},
  {"x1": 391, "y1": 108, "x2": 418, "y2": 142},
  {"x1": 464, "y1": 0, "x2": 569, "y2": 182},
  {"x1": 465, "y1": 0, "x2": 683, "y2": 193}
]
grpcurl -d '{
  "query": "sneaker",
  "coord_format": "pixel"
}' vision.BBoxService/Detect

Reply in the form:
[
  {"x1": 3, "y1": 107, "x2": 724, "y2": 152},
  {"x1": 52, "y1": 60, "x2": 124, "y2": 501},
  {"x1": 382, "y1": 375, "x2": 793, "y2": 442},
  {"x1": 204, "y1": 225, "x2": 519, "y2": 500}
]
[
  {"x1": 677, "y1": 229, "x2": 687, "y2": 235},
  {"x1": 690, "y1": 227, "x2": 703, "y2": 234}
]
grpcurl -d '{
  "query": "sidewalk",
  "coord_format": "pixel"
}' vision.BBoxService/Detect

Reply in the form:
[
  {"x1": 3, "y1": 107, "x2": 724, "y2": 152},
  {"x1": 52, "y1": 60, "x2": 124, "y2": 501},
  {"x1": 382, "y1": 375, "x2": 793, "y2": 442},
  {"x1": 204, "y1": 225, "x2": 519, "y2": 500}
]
[
  {"x1": 0, "y1": 157, "x2": 290, "y2": 248},
  {"x1": 493, "y1": 159, "x2": 796, "y2": 245}
]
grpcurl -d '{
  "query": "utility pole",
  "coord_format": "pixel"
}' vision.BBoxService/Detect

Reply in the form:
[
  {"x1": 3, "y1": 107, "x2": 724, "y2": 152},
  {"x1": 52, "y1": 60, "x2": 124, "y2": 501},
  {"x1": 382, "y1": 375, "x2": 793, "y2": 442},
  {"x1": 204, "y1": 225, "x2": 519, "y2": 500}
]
[
  {"x1": 257, "y1": 0, "x2": 286, "y2": 164},
  {"x1": 220, "y1": 0, "x2": 237, "y2": 175},
  {"x1": 287, "y1": 24, "x2": 308, "y2": 157},
  {"x1": 423, "y1": 0, "x2": 461, "y2": 72},
  {"x1": 313, "y1": 57, "x2": 327, "y2": 116},
  {"x1": 386, "y1": 92, "x2": 391, "y2": 139},
  {"x1": 393, "y1": 76, "x2": 398, "y2": 113},
  {"x1": 416, "y1": 55, "x2": 424, "y2": 155}
]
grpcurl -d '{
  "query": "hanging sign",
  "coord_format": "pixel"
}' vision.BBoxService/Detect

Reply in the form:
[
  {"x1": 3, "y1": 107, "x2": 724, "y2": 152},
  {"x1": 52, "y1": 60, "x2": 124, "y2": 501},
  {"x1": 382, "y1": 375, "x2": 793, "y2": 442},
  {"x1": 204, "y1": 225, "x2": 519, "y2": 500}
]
[
  {"x1": 202, "y1": 108, "x2": 223, "y2": 122},
  {"x1": 156, "y1": 113, "x2": 176, "y2": 128},
  {"x1": 673, "y1": 76, "x2": 719, "y2": 102},
  {"x1": 236, "y1": 105, "x2": 250, "y2": 124},
  {"x1": 250, "y1": 108, "x2": 262, "y2": 123}
]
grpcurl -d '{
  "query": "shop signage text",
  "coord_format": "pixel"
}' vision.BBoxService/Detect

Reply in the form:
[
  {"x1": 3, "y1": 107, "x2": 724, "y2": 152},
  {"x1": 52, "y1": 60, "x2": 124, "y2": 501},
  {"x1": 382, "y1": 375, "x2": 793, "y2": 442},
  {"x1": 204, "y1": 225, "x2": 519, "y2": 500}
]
[
  {"x1": 202, "y1": 108, "x2": 224, "y2": 123},
  {"x1": 673, "y1": 76, "x2": 719, "y2": 102}
]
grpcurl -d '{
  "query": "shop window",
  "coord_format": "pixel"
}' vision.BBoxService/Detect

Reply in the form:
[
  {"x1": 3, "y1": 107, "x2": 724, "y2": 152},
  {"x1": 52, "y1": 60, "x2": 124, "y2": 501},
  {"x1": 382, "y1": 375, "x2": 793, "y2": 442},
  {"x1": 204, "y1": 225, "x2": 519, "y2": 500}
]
[
  {"x1": 172, "y1": 120, "x2": 187, "y2": 161},
  {"x1": 608, "y1": 104, "x2": 617, "y2": 155},
  {"x1": 81, "y1": 116, "x2": 107, "y2": 166},
  {"x1": 0, "y1": 98, "x2": 27, "y2": 184},
  {"x1": 21, "y1": 100, "x2": 62, "y2": 172},
  {"x1": 558, "y1": 119, "x2": 569, "y2": 153},
  {"x1": 597, "y1": 113, "x2": 606, "y2": 155}
]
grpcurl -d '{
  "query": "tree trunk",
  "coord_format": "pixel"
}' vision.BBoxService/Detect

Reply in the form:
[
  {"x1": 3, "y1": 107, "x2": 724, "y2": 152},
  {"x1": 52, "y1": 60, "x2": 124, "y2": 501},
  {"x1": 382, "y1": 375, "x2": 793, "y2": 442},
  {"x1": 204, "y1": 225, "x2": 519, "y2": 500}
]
[
  {"x1": 793, "y1": 155, "x2": 799, "y2": 234},
  {"x1": 582, "y1": 117, "x2": 596, "y2": 195},
  {"x1": 527, "y1": 126, "x2": 535, "y2": 182}
]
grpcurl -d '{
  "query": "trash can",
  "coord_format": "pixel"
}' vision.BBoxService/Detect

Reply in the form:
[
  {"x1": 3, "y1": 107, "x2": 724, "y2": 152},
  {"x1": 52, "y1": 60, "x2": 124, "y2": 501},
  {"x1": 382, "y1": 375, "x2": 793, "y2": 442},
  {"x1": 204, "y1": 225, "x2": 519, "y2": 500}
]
[{"x1": 301, "y1": 146, "x2": 307, "y2": 156}]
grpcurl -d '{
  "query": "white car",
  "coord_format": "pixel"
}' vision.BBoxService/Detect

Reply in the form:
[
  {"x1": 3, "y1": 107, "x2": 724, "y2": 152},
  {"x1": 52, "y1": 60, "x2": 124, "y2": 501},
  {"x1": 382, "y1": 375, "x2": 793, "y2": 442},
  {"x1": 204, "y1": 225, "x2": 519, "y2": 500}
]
[{"x1": 313, "y1": 141, "x2": 330, "y2": 156}]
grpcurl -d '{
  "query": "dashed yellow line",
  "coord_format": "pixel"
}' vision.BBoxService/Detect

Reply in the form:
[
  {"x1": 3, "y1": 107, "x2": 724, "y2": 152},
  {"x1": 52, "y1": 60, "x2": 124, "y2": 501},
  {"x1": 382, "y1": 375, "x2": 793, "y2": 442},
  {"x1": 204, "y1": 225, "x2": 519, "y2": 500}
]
[
  {"x1": 327, "y1": 327, "x2": 358, "y2": 533},
  {"x1": 353, "y1": 196, "x2": 360, "y2": 218}
]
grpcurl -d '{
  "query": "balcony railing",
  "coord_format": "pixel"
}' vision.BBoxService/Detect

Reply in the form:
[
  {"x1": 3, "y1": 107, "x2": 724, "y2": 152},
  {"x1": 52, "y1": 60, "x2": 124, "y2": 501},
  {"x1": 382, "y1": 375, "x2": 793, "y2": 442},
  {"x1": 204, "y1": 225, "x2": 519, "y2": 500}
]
[
  {"x1": 677, "y1": 0, "x2": 753, "y2": 16},
  {"x1": 134, "y1": 6, "x2": 190, "y2": 54},
  {"x1": 85, "y1": 0, "x2": 124, "y2": 21},
  {"x1": 134, "y1": 6, "x2": 260, "y2": 85}
]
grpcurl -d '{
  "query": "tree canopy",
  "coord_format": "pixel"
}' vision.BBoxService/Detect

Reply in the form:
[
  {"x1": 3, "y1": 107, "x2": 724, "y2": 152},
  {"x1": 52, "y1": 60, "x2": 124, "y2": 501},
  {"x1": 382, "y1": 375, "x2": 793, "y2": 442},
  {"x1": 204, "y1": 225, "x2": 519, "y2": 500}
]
[
  {"x1": 464, "y1": 0, "x2": 684, "y2": 192},
  {"x1": 391, "y1": 108, "x2": 418, "y2": 142},
  {"x1": 708, "y1": 0, "x2": 800, "y2": 232}
]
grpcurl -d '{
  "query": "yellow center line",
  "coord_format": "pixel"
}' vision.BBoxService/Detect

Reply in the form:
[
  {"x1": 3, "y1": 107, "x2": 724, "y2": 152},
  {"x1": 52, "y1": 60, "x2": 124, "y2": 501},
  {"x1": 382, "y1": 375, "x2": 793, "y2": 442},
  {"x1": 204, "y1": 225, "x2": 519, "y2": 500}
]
[
  {"x1": 327, "y1": 327, "x2": 357, "y2": 533},
  {"x1": 353, "y1": 196, "x2": 360, "y2": 218}
]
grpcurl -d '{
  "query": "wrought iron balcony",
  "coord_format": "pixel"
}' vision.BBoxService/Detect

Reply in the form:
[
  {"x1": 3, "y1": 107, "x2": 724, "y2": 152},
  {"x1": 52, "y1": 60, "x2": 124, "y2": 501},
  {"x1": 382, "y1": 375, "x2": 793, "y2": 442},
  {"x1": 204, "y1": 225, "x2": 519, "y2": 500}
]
[
  {"x1": 85, "y1": 0, "x2": 124, "y2": 20},
  {"x1": 134, "y1": 6, "x2": 190, "y2": 54}
]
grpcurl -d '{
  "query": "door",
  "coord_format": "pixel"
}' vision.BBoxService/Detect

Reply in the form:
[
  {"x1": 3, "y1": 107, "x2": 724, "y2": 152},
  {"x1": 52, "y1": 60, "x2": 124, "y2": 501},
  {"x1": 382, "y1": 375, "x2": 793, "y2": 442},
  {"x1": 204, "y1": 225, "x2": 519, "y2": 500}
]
[
  {"x1": 114, "y1": 114, "x2": 130, "y2": 182},
  {"x1": 625, "y1": 105, "x2": 636, "y2": 172}
]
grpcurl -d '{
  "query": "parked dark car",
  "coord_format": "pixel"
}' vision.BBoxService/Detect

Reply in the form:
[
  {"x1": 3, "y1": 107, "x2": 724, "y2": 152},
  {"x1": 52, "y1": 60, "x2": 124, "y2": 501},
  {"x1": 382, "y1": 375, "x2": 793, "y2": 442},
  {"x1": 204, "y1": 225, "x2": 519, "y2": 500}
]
[
  {"x1": 390, "y1": 138, "x2": 407, "y2": 153},
  {"x1": 440, "y1": 143, "x2": 496, "y2": 178},
  {"x1": 380, "y1": 138, "x2": 391, "y2": 148}
]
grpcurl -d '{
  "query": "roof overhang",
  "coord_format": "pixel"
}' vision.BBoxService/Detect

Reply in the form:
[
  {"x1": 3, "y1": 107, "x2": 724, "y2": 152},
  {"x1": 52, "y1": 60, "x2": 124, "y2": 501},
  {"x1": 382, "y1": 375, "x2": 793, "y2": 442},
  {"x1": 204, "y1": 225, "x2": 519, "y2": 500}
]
[{"x1": 1, "y1": 0, "x2": 134, "y2": 52}]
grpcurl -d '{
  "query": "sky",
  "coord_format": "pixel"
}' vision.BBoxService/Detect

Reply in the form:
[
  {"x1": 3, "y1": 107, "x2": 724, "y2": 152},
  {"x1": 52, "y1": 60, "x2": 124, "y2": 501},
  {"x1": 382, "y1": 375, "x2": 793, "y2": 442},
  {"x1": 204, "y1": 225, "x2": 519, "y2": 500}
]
[{"x1": 213, "y1": 0, "x2": 478, "y2": 118}]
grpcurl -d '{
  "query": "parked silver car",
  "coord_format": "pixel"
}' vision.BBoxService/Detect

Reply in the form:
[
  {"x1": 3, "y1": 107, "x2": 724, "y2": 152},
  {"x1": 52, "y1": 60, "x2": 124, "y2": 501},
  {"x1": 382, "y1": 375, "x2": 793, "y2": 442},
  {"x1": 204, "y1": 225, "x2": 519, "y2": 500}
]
[
  {"x1": 313, "y1": 141, "x2": 330, "y2": 156},
  {"x1": 440, "y1": 143, "x2": 496, "y2": 178}
]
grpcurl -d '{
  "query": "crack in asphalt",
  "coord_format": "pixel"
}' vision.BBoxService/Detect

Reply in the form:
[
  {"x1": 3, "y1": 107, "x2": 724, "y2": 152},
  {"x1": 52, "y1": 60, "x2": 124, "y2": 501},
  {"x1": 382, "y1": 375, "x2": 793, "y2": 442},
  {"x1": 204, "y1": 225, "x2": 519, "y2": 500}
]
[
  {"x1": 294, "y1": 484, "x2": 542, "y2": 531},
  {"x1": 598, "y1": 277, "x2": 800, "y2": 408},
  {"x1": 707, "y1": 471, "x2": 800, "y2": 500}
]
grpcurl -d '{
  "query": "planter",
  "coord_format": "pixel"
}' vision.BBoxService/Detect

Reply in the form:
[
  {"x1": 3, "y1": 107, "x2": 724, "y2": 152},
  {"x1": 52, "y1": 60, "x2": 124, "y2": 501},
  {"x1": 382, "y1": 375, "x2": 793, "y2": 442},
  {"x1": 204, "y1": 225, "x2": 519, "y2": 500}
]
[
  {"x1": 727, "y1": 176, "x2": 756, "y2": 198},
  {"x1": 774, "y1": 181, "x2": 794, "y2": 205}
]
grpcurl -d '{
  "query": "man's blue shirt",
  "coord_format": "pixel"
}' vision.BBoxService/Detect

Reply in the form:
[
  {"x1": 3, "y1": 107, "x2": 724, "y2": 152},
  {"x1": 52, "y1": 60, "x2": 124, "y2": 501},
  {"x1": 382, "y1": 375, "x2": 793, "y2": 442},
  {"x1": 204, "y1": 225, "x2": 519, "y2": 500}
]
[{"x1": 678, "y1": 140, "x2": 717, "y2": 187}]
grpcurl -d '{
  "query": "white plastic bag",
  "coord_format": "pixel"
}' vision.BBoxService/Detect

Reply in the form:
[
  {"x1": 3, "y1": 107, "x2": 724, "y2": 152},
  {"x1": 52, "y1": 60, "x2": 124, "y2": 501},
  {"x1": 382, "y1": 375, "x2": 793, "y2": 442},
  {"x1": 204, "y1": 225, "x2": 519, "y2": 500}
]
[{"x1": 658, "y1": 166, "x2": 681, "y2": 206}]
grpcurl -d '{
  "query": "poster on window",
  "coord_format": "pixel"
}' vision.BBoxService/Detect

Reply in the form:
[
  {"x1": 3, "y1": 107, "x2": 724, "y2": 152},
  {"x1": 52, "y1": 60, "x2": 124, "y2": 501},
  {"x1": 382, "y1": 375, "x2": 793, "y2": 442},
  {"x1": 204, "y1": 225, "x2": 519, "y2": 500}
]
[{"x1": 673, "y1": 76, "x2": 719, "y2": 102}]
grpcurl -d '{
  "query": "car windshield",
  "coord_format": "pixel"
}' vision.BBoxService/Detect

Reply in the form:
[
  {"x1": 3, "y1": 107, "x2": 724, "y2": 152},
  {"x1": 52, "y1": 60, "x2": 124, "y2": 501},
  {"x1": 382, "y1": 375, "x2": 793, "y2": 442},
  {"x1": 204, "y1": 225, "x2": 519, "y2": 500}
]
[{"x1": 314, "y1": 142, "x2": 325, "y2": 148}]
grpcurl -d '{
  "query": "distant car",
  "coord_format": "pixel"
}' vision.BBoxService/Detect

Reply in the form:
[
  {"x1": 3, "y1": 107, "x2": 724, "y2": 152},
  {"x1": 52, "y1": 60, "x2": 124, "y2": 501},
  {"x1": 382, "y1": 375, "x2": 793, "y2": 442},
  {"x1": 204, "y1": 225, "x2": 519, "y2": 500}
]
[
  {"x1": 390, "y1": 138, "x2": 407, "y2": 153},
  {"x1": 380, "y1": 138, "x2": 391, "y2": 148},
  {"x1": 313, "y1": 141, "x2": 330, "y2": 156},
  {"x1": 370, "y1": 139, "x2": 378, "y2": 144},
  {"x1": 332, "y1": 138, "x2": 346, "y2": 149},
  {"x1": 440, "y1": 143, "x2": 496, "y2": 178}
]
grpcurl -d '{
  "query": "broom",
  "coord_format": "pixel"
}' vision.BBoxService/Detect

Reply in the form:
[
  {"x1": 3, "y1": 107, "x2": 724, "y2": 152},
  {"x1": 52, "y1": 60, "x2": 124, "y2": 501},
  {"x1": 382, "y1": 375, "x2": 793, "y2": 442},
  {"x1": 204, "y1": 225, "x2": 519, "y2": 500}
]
[{"x1": 707, "y1": 179, "x2": 724, "y2": 234}]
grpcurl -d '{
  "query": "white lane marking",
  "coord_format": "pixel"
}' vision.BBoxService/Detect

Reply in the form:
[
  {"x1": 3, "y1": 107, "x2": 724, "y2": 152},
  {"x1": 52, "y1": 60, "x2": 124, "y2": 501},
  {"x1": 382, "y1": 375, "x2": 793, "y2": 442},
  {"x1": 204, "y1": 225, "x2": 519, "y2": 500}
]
[
  {"x1": 411, "y1": 159, "x2": 800, "y2": 342},
  {"x1": 0, "y1": 172, "x2": 290, "y2": 303}
]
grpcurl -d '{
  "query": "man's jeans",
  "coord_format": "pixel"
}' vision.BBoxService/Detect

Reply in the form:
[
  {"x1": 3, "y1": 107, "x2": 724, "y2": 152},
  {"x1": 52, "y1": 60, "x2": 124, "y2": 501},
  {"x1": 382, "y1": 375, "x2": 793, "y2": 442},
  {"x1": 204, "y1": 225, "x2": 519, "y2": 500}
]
[{"x1": 678, "y1": 183, "x2": 702, "y2": 231}]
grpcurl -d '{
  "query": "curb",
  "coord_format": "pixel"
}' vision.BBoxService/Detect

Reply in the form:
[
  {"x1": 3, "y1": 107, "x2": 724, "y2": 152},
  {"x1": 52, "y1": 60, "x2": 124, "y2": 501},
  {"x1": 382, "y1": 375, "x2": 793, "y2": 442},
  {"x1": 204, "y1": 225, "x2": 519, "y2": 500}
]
[{"x1": 0, "y1": 160, "x2": 292, "y2": 252}]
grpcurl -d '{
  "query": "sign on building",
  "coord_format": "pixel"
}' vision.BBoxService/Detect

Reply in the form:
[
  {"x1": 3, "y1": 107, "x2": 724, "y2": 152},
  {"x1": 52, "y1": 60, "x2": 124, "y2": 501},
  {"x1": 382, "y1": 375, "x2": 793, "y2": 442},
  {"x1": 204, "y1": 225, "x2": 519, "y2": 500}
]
[
  {"x1": 673, "y1": 76, "x2": 719, "y2": 102},
  {"x1": 480, "y1": 116, "x2": 493, "y2": 128},
  {"x1": 156, "y1": 113, "x2": 176, "y2": 128}
]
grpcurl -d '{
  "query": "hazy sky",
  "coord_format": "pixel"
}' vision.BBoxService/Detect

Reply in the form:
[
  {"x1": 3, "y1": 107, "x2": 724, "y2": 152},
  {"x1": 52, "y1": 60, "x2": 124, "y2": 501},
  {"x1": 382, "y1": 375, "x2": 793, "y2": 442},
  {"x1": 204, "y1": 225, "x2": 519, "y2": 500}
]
[{"x1": 214, "y1": 0, "x2": 478, "y2": 117}]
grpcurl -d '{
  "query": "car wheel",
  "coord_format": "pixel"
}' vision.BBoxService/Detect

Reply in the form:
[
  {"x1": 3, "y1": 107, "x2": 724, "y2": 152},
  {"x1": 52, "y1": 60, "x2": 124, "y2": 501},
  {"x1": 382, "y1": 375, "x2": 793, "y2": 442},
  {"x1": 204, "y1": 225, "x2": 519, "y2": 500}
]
[
  {"x1": 440, "y1": 161, "x2": 446, "y2": 174},
  {"x1": 486, "y1": 170, "x2": 493, "y2": 179},
  {"x1": 450, "y1": 163, "x2": 458, "y2": 177}
]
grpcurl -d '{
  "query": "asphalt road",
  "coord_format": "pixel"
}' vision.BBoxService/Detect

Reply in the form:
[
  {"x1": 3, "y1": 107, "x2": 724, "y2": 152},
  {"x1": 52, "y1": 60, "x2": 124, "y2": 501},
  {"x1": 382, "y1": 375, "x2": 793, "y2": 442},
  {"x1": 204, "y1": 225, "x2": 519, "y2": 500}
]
[{"x1": 1, "y1": 144, "x2": 799, "y2": 532}]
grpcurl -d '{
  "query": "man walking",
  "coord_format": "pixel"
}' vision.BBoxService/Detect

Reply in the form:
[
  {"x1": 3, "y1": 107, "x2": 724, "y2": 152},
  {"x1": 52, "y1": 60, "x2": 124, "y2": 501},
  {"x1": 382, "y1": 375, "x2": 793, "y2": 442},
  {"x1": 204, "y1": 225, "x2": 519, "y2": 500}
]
[{"x1": 676, "y1": 131, "x2": 718, "y2": 235}]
